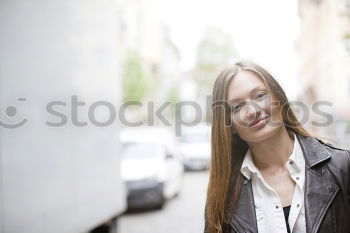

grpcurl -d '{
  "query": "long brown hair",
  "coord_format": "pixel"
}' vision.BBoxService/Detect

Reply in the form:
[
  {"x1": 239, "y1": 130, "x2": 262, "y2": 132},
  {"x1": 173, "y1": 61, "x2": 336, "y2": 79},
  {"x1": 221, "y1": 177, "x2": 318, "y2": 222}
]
[{"x1": 205, "y1": 61, "x2": 311, "y2": 233}]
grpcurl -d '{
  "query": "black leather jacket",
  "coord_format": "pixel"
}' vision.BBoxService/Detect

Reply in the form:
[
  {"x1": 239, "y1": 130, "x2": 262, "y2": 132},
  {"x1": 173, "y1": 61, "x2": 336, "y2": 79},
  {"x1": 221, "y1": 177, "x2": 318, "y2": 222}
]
[{"x1": 204, "y1": 134, "x2": 350, "y2": 233}]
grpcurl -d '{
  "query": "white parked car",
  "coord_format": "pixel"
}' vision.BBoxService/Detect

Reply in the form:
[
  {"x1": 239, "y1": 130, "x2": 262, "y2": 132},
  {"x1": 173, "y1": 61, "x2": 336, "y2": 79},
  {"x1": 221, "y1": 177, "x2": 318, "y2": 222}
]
[
  {"x1": 179, "y1": 125, "x2": 211, "y2": 171},
  {"x1": 120, "y1": 127, "x2": 184, "y2": 209}
]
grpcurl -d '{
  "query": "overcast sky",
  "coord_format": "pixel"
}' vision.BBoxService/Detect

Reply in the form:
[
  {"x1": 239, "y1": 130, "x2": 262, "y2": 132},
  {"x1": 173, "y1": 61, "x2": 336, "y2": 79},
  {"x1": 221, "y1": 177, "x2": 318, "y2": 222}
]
[{"x1": 158, "y1": 0, "x2": 300, "y2": 99}]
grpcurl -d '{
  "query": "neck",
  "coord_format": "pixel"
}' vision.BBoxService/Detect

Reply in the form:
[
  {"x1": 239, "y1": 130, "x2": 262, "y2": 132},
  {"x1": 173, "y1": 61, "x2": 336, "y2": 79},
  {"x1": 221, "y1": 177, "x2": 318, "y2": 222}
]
[{"x1": 248, "y1": 127, "x2": 294, "y2": 171}]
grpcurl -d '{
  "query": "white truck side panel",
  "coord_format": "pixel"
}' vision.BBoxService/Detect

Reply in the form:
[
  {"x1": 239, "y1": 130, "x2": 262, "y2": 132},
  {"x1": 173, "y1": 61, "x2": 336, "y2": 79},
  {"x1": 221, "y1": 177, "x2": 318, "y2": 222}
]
[{"x1": 0, "y1": 0, "x2": 126, "y2": 233}]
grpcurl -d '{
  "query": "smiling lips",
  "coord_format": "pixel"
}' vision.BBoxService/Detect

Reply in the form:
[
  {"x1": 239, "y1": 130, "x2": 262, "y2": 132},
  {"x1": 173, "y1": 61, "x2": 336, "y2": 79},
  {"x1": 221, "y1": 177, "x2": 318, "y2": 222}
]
[{"x1": 250, "y1": 116, "x2": 269, "y2": 128}]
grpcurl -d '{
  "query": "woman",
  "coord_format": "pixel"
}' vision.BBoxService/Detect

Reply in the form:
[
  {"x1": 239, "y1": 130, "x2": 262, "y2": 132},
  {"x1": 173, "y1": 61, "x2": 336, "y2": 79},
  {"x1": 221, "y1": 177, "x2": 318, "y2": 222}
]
[{"x1": 204, "y1": 61, "x2": 350, "y2": 233}]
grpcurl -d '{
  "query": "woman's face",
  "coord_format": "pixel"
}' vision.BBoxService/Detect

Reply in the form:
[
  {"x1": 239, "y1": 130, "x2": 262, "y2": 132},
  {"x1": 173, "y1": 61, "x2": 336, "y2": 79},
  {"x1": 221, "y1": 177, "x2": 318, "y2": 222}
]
[{"x1": 227, "y1": 70, "x2": 283, "y2": 143}]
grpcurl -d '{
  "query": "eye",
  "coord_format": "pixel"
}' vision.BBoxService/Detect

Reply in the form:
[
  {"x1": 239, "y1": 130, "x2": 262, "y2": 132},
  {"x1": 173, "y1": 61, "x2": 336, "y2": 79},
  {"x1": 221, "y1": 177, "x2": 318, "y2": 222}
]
[
  {"x1": 255, "y1": 92, "x2": 266, "y2": 100},
  {"x1": 232, "y1": 103, "x2": 243, "y2": 112}
]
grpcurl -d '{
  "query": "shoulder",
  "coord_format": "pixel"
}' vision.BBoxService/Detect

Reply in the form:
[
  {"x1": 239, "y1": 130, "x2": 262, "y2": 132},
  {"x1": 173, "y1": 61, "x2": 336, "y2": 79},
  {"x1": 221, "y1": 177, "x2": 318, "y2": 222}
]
[
  {"x1": 314, "y1": 137, "x2": 348, "y2": 156},
  {"x1": 315, "y1": 137, "x2": 350, "y2": 179},
  {"x1": 315, "y1": 137, "x2": 348, "y2": 152}
]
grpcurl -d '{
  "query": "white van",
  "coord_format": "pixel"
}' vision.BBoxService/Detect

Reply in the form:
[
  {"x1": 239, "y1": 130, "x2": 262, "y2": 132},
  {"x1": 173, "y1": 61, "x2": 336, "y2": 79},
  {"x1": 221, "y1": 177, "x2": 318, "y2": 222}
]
[
  {"x1": 179, "y1": 124, "x2": 211, "y2": 171},
  {"x1": 120, "y1": 127, "x2": 184, "y2": 209}
]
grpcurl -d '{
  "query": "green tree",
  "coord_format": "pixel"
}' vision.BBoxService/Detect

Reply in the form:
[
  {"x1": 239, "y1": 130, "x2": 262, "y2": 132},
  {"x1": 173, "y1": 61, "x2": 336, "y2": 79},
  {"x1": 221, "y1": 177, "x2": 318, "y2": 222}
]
[
  {"x1": 192, "y1": 27, "x2": 237, "y2": 94},
  {"x1": 122, "y1": 50, "x2": 154, "y2": 102}
]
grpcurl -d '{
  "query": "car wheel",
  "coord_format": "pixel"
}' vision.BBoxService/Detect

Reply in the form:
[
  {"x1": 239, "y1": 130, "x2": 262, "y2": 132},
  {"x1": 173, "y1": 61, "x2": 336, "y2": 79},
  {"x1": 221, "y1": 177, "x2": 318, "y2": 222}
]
[
  {"x1": 154, "y1": 202, "x2": 164, "y2": 210},
  {"x1": 90, "y1": 217, "x2": 118, "y2": 233},
  {"x1": 154, "y1": 192, "x2": 165, "y2": 210}
]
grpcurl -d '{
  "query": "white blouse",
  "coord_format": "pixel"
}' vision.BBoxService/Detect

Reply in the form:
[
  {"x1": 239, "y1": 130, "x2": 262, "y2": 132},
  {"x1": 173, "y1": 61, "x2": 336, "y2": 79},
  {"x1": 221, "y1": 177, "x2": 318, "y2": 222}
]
[{"x1": 240, "y1": 133, "x2": 306, "y2": 233}]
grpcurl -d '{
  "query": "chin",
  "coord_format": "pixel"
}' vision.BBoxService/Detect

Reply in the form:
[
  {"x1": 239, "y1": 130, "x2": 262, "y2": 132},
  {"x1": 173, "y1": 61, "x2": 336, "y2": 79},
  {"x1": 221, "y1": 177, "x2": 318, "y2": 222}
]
[{"x1": 241, "y1": 125, "x2": 281, "y2": 143}]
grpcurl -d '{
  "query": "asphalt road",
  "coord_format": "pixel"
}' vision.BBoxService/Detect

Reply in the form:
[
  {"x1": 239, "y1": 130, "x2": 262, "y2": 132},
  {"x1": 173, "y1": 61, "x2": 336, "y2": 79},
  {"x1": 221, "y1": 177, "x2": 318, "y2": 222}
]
[{"x1": 119, "y1": 170, "x2": 209, "y2": 233}]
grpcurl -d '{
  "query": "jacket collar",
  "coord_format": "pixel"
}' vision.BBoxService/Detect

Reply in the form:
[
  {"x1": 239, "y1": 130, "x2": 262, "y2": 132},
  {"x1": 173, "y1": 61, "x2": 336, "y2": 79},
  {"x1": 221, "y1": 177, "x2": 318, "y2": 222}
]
[{"x1": 227, "y1": 133, "x2": 339, "y2": 233}]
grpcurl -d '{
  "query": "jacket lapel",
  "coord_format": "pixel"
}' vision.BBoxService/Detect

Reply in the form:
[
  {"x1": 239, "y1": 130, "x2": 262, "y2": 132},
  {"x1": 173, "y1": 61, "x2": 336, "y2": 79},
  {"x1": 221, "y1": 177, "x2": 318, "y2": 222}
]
[
  {"x1": 227, "y1": 134, "x2": 339, "y2": 233},
  {"x1": 297, "y1": 134, "x2": 340, "y2": 233},
  {"x1": 227, "y1": 177, "x2": 258, "y2": 233}
]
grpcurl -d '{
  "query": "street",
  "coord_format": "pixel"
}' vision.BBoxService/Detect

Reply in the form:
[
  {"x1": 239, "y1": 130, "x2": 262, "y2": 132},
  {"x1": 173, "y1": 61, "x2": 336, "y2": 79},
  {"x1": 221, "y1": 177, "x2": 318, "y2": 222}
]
[{"x1": 120, "y1": 170, "x2": 209, "y2": 233}]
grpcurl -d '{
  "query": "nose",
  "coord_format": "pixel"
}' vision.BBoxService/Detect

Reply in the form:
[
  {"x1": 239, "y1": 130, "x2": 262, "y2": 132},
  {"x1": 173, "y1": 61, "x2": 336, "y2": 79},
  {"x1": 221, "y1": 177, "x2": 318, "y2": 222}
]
[{"x1": 244, "y1": 102, "x2": 261, "y2": 120}]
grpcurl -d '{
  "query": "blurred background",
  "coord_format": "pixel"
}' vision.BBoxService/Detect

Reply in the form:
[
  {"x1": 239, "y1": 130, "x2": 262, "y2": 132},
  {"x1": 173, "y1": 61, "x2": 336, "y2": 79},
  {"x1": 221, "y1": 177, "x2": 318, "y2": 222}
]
[{"x1": 0, "y1": 0, "x2": 349, "y2": 233}]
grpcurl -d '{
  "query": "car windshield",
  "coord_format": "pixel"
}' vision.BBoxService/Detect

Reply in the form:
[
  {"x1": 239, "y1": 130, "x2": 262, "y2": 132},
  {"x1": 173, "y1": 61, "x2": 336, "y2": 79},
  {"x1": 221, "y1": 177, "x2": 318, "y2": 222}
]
[
  {"x1": 122, "y1": 142, "x2": 163, "y2": 159},
  {"x1": 179, "y1": 133, "x2": 209, "y2": 143}
]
